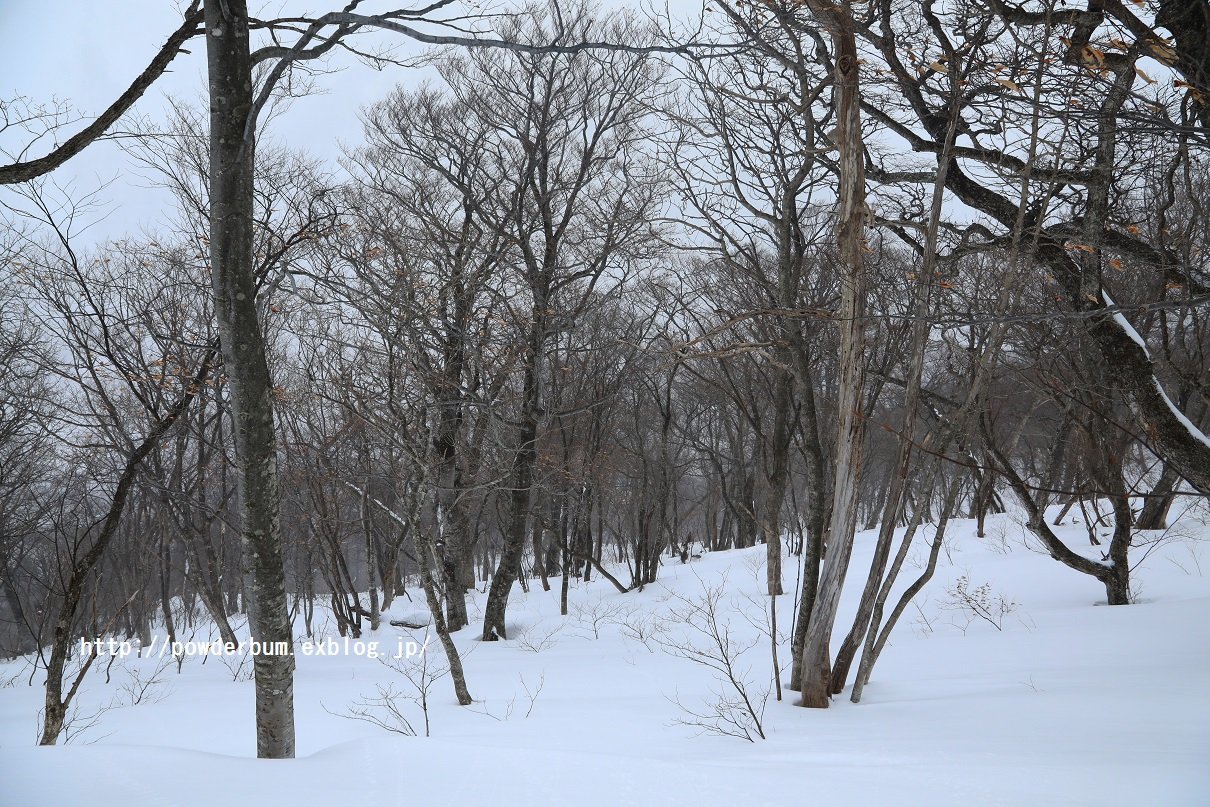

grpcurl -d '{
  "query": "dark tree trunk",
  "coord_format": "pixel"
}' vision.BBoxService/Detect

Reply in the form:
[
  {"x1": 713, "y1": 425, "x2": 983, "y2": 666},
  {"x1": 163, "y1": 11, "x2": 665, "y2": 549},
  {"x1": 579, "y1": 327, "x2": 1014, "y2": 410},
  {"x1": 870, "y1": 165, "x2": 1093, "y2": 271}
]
[
  {"x1": 788, "y1": 363, "x2": 829, "y2": 692},
  {"x1": 758, "y1": 369, "x2": 793, "y2": 597},
  {"x1": 158, "y1": 509, "x2": 177, "y2": 647},
  {"x1": 1136, "y1": 463, "x2": 1180, "y2": 531},
  {"x1": 482, "y1": 352, "x2": 541, "y2": 641}
]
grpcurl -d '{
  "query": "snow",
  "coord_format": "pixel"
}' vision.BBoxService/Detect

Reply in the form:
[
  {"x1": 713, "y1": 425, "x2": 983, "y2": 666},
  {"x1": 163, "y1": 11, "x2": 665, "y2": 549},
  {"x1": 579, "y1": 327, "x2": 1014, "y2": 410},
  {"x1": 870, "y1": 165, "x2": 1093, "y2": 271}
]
[
  {"x1": 1103, "y1": 290, "x2": 1151, "y2": 357},
  {"x1": 3, "y1": 510, "x2": 1210, "y2": 806},
  {"x1": 1155, "y1": 378, "x2": 1210, "y2": 450},
  {"x1": 1104, "y1": 290, "x2": 1210, "y2": 450}
]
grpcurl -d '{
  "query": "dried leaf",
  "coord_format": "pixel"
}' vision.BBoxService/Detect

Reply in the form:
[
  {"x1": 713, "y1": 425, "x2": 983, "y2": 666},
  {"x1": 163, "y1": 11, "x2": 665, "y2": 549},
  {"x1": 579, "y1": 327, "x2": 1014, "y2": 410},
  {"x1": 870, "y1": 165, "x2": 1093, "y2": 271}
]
[
  {"x1": 1136, "y1": 66, "x2": 1156, "y2": 84},
  {"x1": 995, "y1": 78, "x2": 1022, "y2": 93},
  {"x1": 1152, "y1": 43, "x2": 1178, "y2": 65},
  {"x1": 1081, "y1": 45, "x2": 1106, "y2": 67}
]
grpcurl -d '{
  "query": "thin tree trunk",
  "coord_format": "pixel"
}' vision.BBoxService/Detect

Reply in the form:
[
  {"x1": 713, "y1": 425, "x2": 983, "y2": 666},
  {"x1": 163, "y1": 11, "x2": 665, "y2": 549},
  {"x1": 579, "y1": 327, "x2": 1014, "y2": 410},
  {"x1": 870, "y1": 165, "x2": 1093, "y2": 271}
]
[
  {"x1": 158, "y1": 505, "x2": 177, "y2": 647},
  {"x1": 788, "y1": 360, "x2": 829, "y2": 692},
  {"x1": 411, "y1": 499, "x2": 473, "y2": 706},
  {"x1": 759, "y1": 370, "x2": 793, "y2": 596},
  {"x1": 40, "y1": 355, "x2": 212, "y2": 745},
  {"x1": 851, "y1": 477, "x2": 959, "y2": 702}
]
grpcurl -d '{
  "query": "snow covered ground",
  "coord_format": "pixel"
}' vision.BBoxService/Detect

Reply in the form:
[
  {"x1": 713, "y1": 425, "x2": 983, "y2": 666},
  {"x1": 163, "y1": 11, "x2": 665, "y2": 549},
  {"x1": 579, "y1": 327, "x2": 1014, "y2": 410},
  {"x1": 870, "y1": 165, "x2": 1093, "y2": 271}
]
[{"x1": 2, "y1": 507, "x2": 1209, "y2": 806}]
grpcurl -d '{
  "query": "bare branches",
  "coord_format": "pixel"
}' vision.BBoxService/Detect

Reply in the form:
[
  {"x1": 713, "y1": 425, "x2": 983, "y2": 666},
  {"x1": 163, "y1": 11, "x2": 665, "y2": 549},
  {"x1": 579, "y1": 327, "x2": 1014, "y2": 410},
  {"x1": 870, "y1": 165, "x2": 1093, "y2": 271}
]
[
  {"x1": 657, "y1": 575, "x2": 769, "y2": 741},
  {"x1": 0, "y1": 3, "x2": 203, "y2": 185}
]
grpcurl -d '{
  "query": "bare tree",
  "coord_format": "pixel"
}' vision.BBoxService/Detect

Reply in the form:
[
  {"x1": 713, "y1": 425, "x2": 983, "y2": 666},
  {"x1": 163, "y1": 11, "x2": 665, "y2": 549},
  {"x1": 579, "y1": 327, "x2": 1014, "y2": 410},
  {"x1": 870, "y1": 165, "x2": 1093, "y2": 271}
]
[{"x1": 2, "y1": 194, "x2": 215, "y2": 743}]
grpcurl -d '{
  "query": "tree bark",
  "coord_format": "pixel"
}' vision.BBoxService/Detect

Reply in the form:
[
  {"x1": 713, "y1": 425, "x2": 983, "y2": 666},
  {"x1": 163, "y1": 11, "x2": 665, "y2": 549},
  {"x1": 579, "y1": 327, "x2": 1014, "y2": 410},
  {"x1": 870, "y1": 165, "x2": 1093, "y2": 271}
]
[
  {"x1": 411, "y1": 496, "x2": 473, "y2": 705},
  {"x1": 758, "y1": 370, "x2": 793, "y2": 596},
  {"x1": 829, "y1": 37, "x2": 963, "y2": 694},
  {"x1": 788, "y1": 360, "x2": 829, "y2": 692},
  {"x1": 482, "y1": 350, "x2": 541, "y2": 640},
  {"x1": 1136, "y1": 462, "x2": 1180, "y2": 530},
  {"x1": 798, "y1": 5, "x2": 868, "y2": 709},
  {"x1": 205, "y1": 0, "x2": 295, "y2": 759}
]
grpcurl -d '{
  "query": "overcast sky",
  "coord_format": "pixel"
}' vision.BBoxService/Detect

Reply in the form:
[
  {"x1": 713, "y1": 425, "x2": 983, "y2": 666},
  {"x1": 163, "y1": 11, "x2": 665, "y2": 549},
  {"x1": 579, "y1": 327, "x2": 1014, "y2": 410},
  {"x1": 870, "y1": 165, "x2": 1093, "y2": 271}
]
[
  {"x1": 0, "y1": 2, "x2": 471, "y2": 241},
  {"x1": 1, "y1": 1, "x2": 701, "y2": 245}
]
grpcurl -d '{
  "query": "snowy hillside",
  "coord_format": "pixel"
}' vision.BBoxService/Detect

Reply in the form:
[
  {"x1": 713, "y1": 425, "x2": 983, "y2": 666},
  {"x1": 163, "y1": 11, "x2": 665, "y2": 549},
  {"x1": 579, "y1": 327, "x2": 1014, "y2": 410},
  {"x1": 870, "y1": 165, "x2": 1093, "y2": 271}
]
[{"x1": 3, "y1": 510, "x2": 1208, "y2": 806}]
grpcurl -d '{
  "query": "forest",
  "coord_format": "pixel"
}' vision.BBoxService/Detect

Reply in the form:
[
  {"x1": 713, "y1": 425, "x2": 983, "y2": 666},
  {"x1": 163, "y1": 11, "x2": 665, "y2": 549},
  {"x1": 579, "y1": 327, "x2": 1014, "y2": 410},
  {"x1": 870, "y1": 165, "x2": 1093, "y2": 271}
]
[{"x1": 0, "y1": 0, "x2": 1208, "y2": 803}]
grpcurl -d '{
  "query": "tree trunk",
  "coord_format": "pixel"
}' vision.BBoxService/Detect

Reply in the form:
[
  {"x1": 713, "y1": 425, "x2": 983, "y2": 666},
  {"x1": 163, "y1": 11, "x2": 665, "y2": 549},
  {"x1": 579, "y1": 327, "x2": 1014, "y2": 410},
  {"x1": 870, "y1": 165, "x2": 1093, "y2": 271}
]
[
  {"x1": 851, "y1": 477, "x2": 958, "y2": 702},
  {"x1": 829, "y1": 36, "x2": 964, "y2": 694},
  {"x1": 205, "y1": 0, "x2": 294, "y2": 758},
  {"x1": 788, "y1": 360, "x2": 829, "y2": 692},
  {"x1": 360, "y1": 472, "x2": 380, "y2": 632},
  {"x1": 158, "y1": 508, "x2": 177, "y2": 647},
  {"x1": 482, "y1": 355, "x2": 540, "y2": 640},
  {"x1": 798, "y1": 10, "x2": 868, "y2": 709},
  {"x1": 410, "y1": 495, "x2": 473, "y2": 705},
  {"x1": 1136, "y1": 462, "x2": 1180, "y2": 531},
  {"x1": 759, "y1": 369, "x2": 793, "y2": 596}
]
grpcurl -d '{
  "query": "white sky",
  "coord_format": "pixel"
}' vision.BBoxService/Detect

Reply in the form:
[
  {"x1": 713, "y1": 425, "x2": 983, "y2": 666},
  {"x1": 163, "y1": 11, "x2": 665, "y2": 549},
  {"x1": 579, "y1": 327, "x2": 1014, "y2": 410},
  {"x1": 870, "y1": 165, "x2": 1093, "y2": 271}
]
[
  {"x1": 0, "y1": 1, "x2": 706, "y2": 243},
  {"x1": 0, "y1": 2, "x2": 486, "y2": 241}
]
